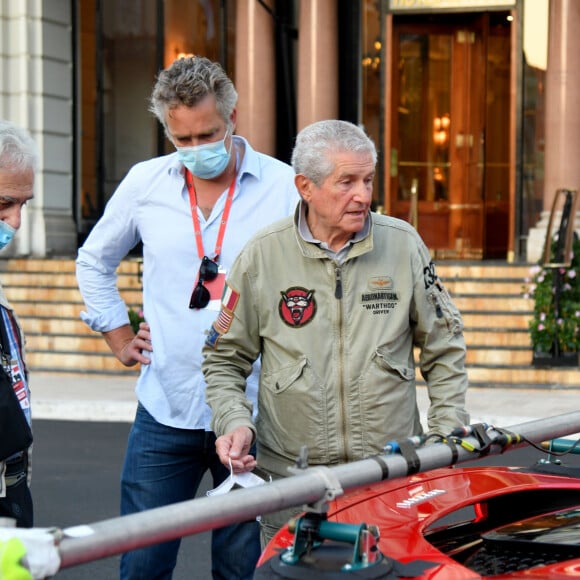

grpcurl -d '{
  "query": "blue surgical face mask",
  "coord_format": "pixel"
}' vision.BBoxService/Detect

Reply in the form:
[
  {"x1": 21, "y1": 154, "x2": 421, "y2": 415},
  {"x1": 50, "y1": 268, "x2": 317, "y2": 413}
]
[
  {"x1": 0, "y1": 221, "x2": 16, "y2": 250},
  {"x1": 176, "y1": 130, "x2": 232, "y2": 179}
]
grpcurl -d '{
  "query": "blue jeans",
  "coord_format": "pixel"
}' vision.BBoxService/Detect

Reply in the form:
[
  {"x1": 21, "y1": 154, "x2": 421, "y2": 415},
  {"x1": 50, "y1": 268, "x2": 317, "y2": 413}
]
[{"x1": 120, "y1": 404, "x2": 261, "y2": 580}]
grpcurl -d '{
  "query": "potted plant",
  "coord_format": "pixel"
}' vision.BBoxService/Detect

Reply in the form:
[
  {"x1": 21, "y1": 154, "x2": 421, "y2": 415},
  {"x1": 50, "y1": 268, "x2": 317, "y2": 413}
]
[{"x1": 523, "y1": 236, "x2": 580, "y2": 367}]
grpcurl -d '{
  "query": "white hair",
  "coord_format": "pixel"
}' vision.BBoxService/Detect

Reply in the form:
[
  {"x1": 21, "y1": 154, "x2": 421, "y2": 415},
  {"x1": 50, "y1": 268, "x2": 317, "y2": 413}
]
[
  {"x1": 291, "y1": 120, "x2": 377, "y2": 186},
  {"x1": 0, "y1": 120, "x2": 39, "y2": 173}
]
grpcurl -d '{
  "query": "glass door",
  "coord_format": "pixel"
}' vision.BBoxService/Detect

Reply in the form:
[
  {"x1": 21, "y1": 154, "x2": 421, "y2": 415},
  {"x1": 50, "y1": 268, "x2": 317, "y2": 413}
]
[{"x1": 389, "y1": 13, "x2": 511, "y2": 259}]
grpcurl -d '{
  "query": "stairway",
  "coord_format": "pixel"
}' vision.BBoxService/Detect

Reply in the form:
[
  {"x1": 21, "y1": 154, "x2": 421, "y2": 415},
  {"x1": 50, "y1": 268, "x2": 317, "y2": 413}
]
[
  {"x1": 437, "y1": 262, "x2": 580, "y2": 388},
  {"x1": 0, "y1": 258, "x2": 142, "y2": 376},
  {"x1": 0, "y1": 258, "x2": 579, "y2": 387}
]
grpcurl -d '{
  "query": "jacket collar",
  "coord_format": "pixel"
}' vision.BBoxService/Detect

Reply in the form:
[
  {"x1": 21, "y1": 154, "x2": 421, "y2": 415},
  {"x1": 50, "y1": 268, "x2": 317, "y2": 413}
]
[{"x1": 293, "y1": 202, "x2": 374, "y2": 261}]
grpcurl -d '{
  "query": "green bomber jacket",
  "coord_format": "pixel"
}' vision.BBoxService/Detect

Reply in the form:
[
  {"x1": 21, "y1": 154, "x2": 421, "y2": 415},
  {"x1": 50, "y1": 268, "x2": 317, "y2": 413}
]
[{"x1": 203, "y1": 210, "x2": 469, "y2": 477}]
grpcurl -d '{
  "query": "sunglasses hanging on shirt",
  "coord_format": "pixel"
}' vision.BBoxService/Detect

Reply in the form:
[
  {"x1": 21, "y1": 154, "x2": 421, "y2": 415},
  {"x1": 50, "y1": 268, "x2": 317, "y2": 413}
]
[{"x1": 189, "y1": 256, "x2": 219, "y2": 309}]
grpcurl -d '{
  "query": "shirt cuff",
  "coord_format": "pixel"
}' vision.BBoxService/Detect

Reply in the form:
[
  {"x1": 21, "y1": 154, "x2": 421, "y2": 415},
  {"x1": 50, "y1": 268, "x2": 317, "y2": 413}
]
[{"x1": 80, "y1": 302, "x2": 130, "y2": 333}]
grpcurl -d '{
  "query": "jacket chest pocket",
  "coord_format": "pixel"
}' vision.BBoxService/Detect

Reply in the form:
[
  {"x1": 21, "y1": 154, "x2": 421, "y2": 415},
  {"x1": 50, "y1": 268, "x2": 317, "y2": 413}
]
[
  {"x1": 357, "y1": 351, "x2": 420, "y2": 451},
  {"x1": 258, "y1": 357, "x2": 330, "y2": 463}
]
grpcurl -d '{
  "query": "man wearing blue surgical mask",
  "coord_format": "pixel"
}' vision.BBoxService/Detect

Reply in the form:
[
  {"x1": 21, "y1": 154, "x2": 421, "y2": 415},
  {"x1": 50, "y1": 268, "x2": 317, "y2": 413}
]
[
  {"x1": 176, "y1": 127, "x2": 232, "y2": 179},
  {"x1": 0, "y1": 119, "x2": 38, "y2": 529},
  {"x1": 76, "y1": 57, "x2": 299, "y2": 579}
]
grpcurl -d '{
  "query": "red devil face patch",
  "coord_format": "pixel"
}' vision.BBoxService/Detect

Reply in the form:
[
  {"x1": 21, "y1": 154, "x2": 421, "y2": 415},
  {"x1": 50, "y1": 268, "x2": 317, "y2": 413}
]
[{"x1": 279, "y1": 287, "x2": 316, "y2": 327}]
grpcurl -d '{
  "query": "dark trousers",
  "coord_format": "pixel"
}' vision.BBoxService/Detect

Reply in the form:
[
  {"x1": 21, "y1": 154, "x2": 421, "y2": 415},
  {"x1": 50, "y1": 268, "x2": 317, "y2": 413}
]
[{"x1": 0, "y1": 452, "x2": 33, "y2": 527}]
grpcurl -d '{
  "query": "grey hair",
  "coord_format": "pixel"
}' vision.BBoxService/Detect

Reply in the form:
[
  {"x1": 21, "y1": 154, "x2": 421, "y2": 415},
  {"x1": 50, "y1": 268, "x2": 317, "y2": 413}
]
[
  {"x1": 149, "y1": 56, "x2": 238, "y2": 131},
  {"x1": 291, "y1": 120, "x2": 377, "y2": 186},
  {"x1": 0, "y1": 120, "x2": 39, "y2": 173}
]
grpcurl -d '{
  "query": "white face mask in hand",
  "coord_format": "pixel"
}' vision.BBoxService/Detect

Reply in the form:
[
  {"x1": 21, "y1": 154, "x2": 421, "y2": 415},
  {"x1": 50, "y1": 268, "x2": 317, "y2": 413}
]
[{"x1": 206, "y1": 458, "x2": 270, "y2": 497}]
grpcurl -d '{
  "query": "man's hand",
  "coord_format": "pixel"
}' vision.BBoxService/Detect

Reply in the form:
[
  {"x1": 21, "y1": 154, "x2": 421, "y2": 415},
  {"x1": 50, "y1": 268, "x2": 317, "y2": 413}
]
[
  {"x1": 215, "y1": 426, "x2": 256, "y2": 473},
  {"x1": 103, "y1": 322, "x2": 153, "y2": 367}
]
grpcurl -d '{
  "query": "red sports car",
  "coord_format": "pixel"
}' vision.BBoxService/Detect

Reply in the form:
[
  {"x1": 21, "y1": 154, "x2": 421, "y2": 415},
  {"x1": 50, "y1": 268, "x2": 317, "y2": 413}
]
[{"x1": 256, "y1": 446, "x2": 580, "y2": 578}]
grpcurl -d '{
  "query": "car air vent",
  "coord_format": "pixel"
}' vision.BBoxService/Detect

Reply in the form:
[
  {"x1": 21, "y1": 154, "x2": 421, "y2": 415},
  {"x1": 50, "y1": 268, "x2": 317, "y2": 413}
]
[
  {"x1": 463, "y1": 543, "x2": 575, "y2": 575},
  {"x1": 463, "y1": 506, "x2": 580, "y2": 575}
]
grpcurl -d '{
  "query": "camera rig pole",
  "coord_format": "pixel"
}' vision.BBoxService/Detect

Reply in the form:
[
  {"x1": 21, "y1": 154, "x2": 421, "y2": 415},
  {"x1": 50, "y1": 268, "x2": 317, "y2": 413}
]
[{"x1": 53, "y1": 411, "x2": 580, "y2": 571}]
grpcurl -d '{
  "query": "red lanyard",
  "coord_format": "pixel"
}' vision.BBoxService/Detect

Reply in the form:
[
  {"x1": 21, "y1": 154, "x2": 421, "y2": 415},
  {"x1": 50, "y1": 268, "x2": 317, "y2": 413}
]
[{"x1": 185, "y1": 169, "x2": 236, "y2": 262}]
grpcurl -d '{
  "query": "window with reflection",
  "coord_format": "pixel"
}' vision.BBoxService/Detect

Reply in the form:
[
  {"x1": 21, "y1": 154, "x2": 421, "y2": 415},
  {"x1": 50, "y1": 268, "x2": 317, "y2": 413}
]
[
  {"x1": 362, "y1": 0, "x2": 383, "y2": 210},
  {"x1": 78, "y1": 0, "x2": 235, "y2": 237},
  {"x1": 395, "y1": 32, "x2": 452, "y2": 205}
]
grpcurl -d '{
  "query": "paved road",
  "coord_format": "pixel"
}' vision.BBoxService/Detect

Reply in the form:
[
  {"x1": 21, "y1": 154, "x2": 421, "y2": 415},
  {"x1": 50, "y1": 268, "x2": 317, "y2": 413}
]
[
  {"x1": 32, "y1": 420, "x2": 211, "y2": 579},
  {"x1": 30, "y1": 418, "x2": 580, "y2": 579}
]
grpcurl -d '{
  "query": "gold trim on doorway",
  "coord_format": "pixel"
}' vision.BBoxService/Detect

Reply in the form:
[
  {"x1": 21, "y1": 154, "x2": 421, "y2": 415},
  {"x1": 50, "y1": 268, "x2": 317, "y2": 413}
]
[
  {"x1": 448, "y1": 204, "x2": 482, "y2": 210},
  {"x1": 398, "y1": 162, "x2": 451, "y2": 168},
  {"x1": 457, "y1": 30, "x2": 475, "y2": 44},
  {"x1": 455, "y1": 134, "x2": 473, "y2": 148}
]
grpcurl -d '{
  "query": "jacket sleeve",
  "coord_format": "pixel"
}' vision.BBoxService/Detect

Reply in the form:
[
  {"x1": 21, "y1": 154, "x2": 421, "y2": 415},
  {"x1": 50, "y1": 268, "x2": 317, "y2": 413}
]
[
  {"x1": 411, "y1": 235, "x2": 470, "y2": 435},
  {"x1": 202, "y1": 246, "x2": 261, "y2": 437}
]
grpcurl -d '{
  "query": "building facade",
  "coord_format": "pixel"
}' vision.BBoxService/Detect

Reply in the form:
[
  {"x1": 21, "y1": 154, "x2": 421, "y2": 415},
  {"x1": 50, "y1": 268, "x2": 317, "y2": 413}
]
[{"x1": 0, "y1": 0, "x2": 578, "y2": 262}]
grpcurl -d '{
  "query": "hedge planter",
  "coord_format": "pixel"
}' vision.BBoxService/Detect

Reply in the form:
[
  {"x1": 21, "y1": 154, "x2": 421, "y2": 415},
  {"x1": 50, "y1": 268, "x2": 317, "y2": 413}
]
[{"x1": 532, "y1": 350, "x2": 579, "y2": 368}]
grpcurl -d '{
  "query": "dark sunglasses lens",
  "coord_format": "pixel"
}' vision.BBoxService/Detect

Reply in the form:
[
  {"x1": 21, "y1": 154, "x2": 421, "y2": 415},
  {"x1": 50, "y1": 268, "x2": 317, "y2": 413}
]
[
  {"x1": 200, "y1": 257, "x2": 218, "y2": 281},
  {"x1": 189, "y1": 284, "x2": 210, "y2": 309}
]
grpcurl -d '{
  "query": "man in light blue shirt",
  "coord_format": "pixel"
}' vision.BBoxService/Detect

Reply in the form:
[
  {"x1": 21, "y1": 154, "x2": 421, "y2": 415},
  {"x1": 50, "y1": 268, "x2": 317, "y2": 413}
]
[{"x1": 76, "y1": 56, "x2": 298, "y2": 580}]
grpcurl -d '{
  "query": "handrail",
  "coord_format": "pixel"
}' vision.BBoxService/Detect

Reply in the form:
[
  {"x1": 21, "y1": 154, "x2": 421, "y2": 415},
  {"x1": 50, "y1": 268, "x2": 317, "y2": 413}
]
[
  {"x1": 542, "y1": 188, "x2": 579, "y2": 268},
  {"x1": 539, "y1": 188, "x2": 579, "y2": 357},
  {"x1": 408, "y1": 177, "x2": 418, "y2": 229}
]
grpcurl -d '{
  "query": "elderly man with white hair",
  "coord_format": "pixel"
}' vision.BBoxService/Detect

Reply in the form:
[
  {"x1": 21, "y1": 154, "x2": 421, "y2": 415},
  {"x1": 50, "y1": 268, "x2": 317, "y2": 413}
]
[
  {"x1": 203, "y1": 119, "x2": 470, "y2": 544},
  {"x1": 0, "y1": 119, "x2": 38, "y2": 528}
]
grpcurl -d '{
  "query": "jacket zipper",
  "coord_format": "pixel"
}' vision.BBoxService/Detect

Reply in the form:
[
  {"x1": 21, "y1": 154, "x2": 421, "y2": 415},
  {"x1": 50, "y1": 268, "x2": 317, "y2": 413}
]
[
  {"x1": 335, "y1": 267, "x2": 343, "y2": 299},
  {"x1": 334, "y1": 265, "x2": 348, "y2": 461}
]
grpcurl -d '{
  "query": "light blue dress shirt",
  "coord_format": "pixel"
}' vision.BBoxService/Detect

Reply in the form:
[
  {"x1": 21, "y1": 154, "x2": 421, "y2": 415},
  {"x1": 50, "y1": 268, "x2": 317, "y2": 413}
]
[{"x1": 76, "y1": 136, "x2": 299, "y2": 429}]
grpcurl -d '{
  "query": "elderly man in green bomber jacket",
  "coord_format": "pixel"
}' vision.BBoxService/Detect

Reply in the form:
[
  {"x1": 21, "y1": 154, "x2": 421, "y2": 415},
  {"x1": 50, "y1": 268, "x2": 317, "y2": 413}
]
[{"x1": 202, "y1": 119, "x2": 469, "y2": 544}]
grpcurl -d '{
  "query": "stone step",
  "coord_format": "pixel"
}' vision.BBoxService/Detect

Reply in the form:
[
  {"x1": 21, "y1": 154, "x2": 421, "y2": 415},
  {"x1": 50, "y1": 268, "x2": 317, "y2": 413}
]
[
  {"x1": 463, "y1": 328, "x2": 531, "y2": 347},
  {"x1": 0, "y1": 271, "x2": 142, "y2": 289},
  {"x1": 26, "y1": 351, "x2": 136, "y2": 374},
  {"x1": 14, "y1": 301, "x2": 139, "y2": 318},
  {"x1": 6, "y1": 287, "x2": 83, "y2": 302},
  {"x1": 454, "y1": 295, "x2": 531, "y2": 312},
  {"x1": 5, "y1": 287, "x2": 142, "y2": 303},
  {"x1": 416, "y1": 364, "x2": 580, "y2": 387},
  {"x1": 17, "y1": 316, "x2": 103, "y2": 336},
  {"x1": 465, "y1": 347, "x2": 532, "y2": 365},
  {"x1": 466, "y1": 364, "x2": 580, "y2": 387},
  {"x1": 24, "y1": 333, "x2": 110, "y2": 352},
  {"x1": 437, "y1": 263, "x2": 532, "y2": 279},
  {"x1": 0, "y1": 258, "x2": 141, "y2": 274},
  {"x1": 461, "y1": 312, "x2": 531, "y2": 330},
  {"x1": 447, "y1": 281, "x2": 528, "y2": 296},
  {"x1": 15, "y1": 303, "x2": 89, "y2": 318}
]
